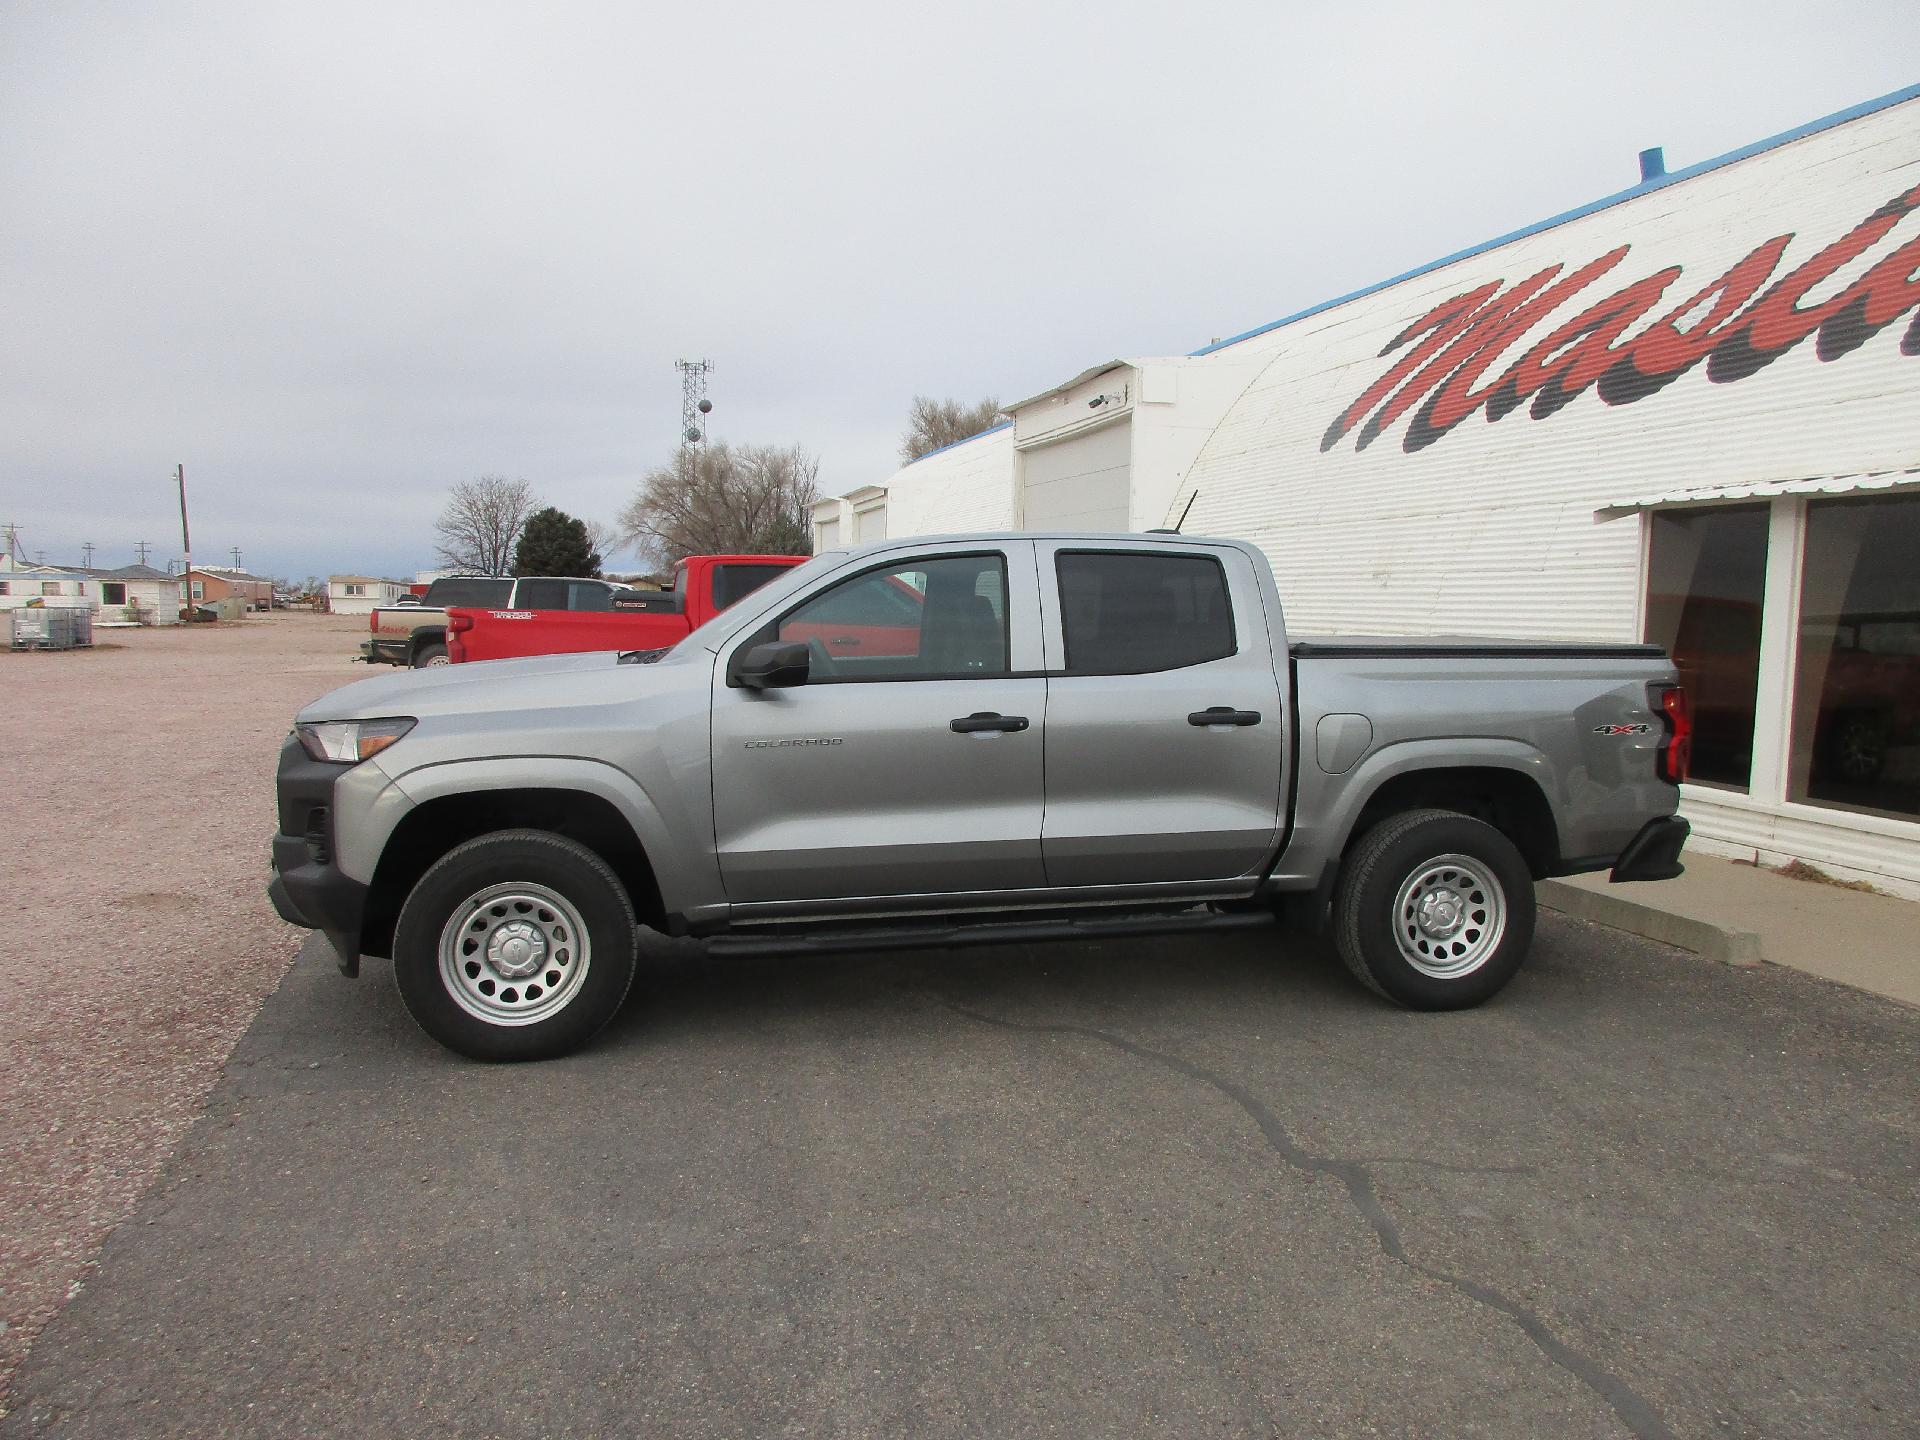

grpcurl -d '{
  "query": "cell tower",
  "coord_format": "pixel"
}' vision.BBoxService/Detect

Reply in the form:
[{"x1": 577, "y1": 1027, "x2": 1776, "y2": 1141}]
[{"x1": 675, "y1": 359, "x2": 714, "y2": 445}]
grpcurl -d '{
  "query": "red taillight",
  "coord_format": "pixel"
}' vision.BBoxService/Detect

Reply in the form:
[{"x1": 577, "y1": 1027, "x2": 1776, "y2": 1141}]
[
  {"x1": 369, "y1": 610, "x2": 379, "y2": 631},
  {"x1": 447, "y1": 612, "x2": 474, "y2": 635},
  {"x1": 1655, "y1": 684, "x2": 1691, "y2": 784}
]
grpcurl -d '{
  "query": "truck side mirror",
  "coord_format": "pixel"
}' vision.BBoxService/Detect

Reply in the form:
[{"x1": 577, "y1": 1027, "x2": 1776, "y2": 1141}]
[{"x1": 732, "y1": 640, "x2": 810, "y2": 689}]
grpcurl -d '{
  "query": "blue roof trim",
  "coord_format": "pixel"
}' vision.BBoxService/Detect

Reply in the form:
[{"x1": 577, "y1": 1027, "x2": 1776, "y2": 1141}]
[
  {"x1": 903, "y1": 418, "x2": 1014, "y2": 466},
  {"x1": 1190, "y1": 81, "x2": 1920, "y2": 358}
]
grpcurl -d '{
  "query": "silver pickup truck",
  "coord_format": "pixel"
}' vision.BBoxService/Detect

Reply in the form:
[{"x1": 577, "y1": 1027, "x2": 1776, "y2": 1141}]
[{"x1": 270, "y1": 533, "x2": 1692, "y2": 1061}]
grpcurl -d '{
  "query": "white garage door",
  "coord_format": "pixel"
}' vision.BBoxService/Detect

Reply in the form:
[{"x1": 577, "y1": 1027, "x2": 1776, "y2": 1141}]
[{"x1": 1018, "y1": 420, "x2": 1131, "y2": 531}]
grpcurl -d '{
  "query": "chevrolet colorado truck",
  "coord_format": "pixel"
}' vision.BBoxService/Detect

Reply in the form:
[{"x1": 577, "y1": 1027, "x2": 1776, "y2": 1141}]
[
  {"x1": 361, "y1": 575, "x2": 629, "y2": 668},
  {"x1": 271, "y1": 533, "x2": 1692, "y2": 1061},
  {"x1": 446, "y1": 554, "x2": 804, "y2": 664}
]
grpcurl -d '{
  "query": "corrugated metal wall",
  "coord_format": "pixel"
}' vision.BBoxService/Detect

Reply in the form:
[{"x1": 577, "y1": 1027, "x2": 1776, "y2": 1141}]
[
  {"x1": 886, "y1": 424, "x2": 1018, "y2": 535},
  {"x1": 1179, "y1": 96, "x2": 1920, "y2": 642}
]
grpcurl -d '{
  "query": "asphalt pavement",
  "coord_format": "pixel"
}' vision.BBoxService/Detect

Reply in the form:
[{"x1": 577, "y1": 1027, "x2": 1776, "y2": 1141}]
[{"x1": 5, "y1": 915, "x2": 1916, "y2": 1439}]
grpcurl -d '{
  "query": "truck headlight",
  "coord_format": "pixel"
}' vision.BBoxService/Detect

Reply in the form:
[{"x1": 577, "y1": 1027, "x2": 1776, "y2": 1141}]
[{"x1": 295, "y1": 717, "x2": 416, "y2": 764}]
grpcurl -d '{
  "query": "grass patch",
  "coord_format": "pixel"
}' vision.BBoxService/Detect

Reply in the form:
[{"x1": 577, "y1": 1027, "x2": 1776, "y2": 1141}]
[{"x1": 1773, "y1": 859, "x2": 1882, "y2": 895}]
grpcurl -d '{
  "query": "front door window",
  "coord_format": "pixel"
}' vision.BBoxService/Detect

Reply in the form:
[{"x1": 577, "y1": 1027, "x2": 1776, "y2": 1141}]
[{"x1": 773, "y1": 553, "x2": 1007, "y2": 679}]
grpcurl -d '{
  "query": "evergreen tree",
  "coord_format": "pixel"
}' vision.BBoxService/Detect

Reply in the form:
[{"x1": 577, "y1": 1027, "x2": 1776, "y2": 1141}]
[{"x1": 511, "y1": 506, "x2": 602, "y2": 577}]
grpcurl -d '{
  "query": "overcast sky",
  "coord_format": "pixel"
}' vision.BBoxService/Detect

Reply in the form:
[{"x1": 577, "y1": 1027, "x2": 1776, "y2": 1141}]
[{"x1": 3, "y1": 2, "x2": 1915, "y2": 580}]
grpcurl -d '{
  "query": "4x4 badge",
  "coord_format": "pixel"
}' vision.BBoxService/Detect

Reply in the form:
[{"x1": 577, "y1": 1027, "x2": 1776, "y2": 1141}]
[{"x1": 1593, "y1": 723, "x2": 1651, "y2": 736}]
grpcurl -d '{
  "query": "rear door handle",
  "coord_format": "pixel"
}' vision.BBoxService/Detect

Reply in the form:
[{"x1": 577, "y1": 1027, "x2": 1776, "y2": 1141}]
[
  {"x1": 1188, "y1": 707, "x2": 1262, "y2": 727},
  {"x1": 951, "y1": 712, "x2": 1030, "y2": 733}
]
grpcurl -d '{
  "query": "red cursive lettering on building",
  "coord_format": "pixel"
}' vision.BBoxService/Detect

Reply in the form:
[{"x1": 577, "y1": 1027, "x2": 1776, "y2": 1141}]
[{"x1": 1322, "y1": 183, "x2": 1920, "y2": 455}]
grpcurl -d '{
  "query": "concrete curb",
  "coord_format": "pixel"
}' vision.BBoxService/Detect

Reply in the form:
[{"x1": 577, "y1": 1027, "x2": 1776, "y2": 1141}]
[{"x1": 1537, "y1": 879, "x2": 1765, "y2": 968}]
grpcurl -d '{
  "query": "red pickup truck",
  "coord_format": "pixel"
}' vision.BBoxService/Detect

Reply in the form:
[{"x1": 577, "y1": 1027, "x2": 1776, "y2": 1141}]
[{"x1": 445, "y1": 554, "x2": 806, "y2": 664}]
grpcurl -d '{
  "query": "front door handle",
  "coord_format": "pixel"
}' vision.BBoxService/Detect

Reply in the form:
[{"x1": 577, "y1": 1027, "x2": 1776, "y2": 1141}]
[
  {"x1": 1189, "y1": 707, "x2": 1262, "y2": 727},
  {"x1": 951, "y1": 712, "x2": 1030, "y2": 733}
]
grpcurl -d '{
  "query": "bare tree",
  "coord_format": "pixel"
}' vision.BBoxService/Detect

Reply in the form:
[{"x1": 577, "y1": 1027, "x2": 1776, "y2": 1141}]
[
  {"x1": 617, "y1": 443, "x2": 819, "y2": 568},
  {"x1": 581, "y1": 519, "x2": 622, "y2": 570},
  {"x1": 900, "y1": 396, "x2": 1004, "y2": 464},
  {"x1": 434, "y1": 475, "x2": 536, "y2": 575}
]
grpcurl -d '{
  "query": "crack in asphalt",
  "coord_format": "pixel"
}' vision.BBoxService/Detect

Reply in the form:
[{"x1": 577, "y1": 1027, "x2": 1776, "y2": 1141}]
[{"x1": 941, "y1": 999, "x2": 1677, "y2": 1440}]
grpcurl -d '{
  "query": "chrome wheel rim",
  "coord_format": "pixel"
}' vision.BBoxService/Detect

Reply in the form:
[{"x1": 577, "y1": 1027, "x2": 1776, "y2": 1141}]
[
  {"x1": 423, "y1": 653, "x2": 451, "y2": 666},
  {"x1": 1391, "y1": 853, "x2": 1506, "y2": 979},
  {"x1": 438, "y1": 882, "x2": 592, "y2": 1026}
]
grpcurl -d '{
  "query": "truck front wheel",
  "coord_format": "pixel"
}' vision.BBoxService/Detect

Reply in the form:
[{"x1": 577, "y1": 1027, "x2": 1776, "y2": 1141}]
[
  {"x1": 392, "y1": 829, "x2": 638, "y2": 1061},
  {"x1": 1332, "y1": 809, "x2": 1535, "y2": 1010}
]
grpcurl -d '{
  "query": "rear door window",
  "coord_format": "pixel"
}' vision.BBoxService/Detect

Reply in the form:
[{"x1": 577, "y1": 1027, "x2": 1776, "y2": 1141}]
[
  {"x1": 513, "y1": 579, "x2": 569, "y2": 610},
  {"x1": 1056, "y1": 551, "x2": 1235, "y2": 674}
]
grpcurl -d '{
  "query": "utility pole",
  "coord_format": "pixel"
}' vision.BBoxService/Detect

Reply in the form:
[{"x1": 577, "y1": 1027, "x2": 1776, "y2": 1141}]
[
  {"x1": 135, "y1": 540, "x2": 151, "y2": 566},
  {"x1": 176, "y1": 464, "x2": 193, "y2": 619},
  {"x1": 2, "y1": 523, "x2": 18, "y2": 567},
  {"x1": 82, "y1": 542, "x2": 96, "y2": 569},
  {"x1": 230, "y1": 546, "x2": 242, "y2": 569}
]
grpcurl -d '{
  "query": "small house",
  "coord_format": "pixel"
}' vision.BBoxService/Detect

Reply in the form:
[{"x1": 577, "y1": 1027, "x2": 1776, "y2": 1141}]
[{"x1": 328, "y1": 575, "x2": 407, "y2": 614}]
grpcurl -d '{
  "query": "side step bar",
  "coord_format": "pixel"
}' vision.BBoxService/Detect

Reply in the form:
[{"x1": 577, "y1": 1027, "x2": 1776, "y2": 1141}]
[{"x1": 705, "y1": 907, "x2": 1278, "y2": 959}]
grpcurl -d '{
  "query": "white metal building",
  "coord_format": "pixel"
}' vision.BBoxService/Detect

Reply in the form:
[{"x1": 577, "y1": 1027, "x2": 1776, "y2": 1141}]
[{"x1": 829, "y1": 84, "x2": 1920, "y2": 894}]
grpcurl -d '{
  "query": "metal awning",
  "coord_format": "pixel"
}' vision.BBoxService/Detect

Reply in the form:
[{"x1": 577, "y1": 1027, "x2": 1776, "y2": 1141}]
[{"x1": 1596, "y1": 466, "x2": 1920, "y2": 520}]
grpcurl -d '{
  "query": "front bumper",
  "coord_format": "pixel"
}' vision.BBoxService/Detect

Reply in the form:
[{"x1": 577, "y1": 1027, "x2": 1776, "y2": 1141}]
[
  {"x1": 268, "y1": 735, "x2": 372, "y2": 976},
  {"x1": 1610, "y1": 815, "x2": 1690, "y2": 883}
]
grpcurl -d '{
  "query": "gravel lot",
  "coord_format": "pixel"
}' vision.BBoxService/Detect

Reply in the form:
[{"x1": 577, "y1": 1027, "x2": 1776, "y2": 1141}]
[{"x1": 0, "y1": 612, "x2": 368, "y2": 1410}]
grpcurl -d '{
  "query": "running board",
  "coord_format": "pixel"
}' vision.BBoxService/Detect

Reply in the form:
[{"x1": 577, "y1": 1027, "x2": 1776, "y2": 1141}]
[{"x1": 704, "y1": 907, "x2": 1278, "y2": 959}]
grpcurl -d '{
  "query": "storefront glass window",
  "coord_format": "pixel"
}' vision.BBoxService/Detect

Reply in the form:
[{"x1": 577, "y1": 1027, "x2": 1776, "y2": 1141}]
[
  {"x1": 1643, "y1": 505, "x2": 1769, "y2": 790},
  {"x1": 1787, "y1": 494, "x2": 1920, "y2": 820}
]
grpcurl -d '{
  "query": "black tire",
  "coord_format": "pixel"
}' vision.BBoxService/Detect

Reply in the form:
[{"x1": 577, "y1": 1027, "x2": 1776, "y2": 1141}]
[
  {"x1": 392, "y1": 829, "x2": 638, "y2": 1061},
  {"x1": 411, "y1": 642, "x2": 449, "y2": 668},
  {"x1": 1332, "y1": 808, "x2": 1535, "y2": 1010}
]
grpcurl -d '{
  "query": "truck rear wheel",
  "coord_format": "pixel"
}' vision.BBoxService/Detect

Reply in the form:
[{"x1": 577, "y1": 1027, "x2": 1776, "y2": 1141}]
[
  {"x1": 392, "y1": 829, "x2": 637, "y2": 1061},
  {"x1": 411, "y1": 642, "x2": 449, "y2": 667},
  {"x1": 1332, "y1": 808, "x2": 1535, "y2": 1010}
]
